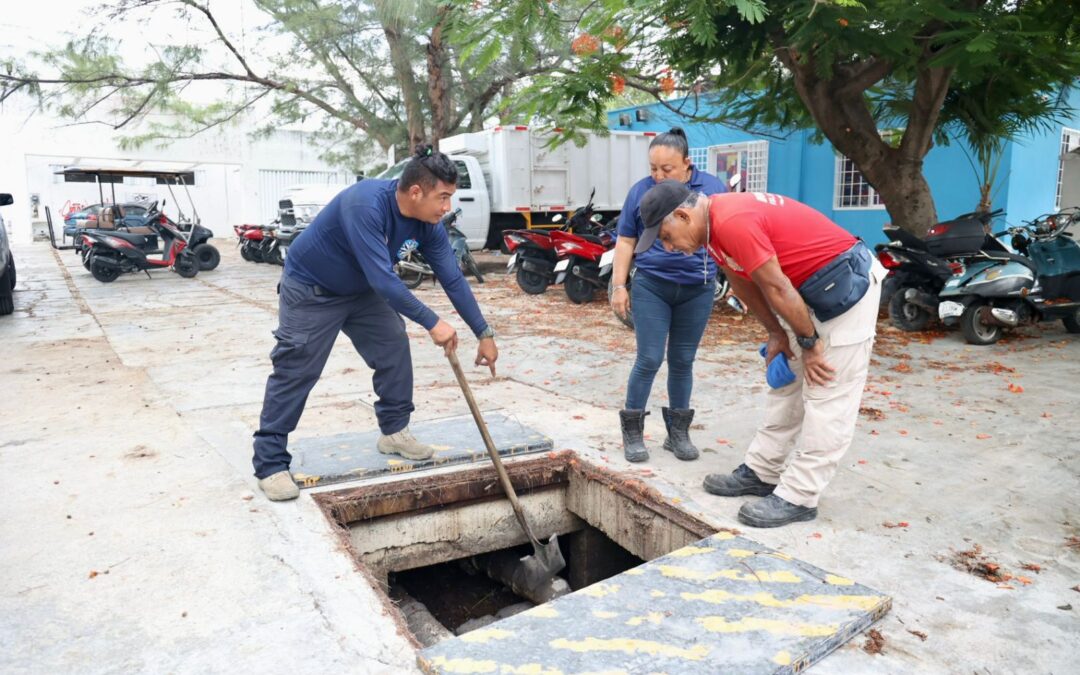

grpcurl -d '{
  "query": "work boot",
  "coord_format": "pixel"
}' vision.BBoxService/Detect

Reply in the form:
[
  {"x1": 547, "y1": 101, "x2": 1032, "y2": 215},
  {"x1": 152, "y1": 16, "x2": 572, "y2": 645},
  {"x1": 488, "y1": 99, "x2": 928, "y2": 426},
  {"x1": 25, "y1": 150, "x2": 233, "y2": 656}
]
[
  {"x1": 737, "y1": 494, "x2": 818, "y2": 528},
  {"x1": 702, "y1": 463, "x2": 776, "y2": 497},
  {"x1": 377, "y1": 427, "x2": 434, "y2": 461},
  {"x1": 257, "y1": 470, "x2": 300, "y2": 501},
  {"x1": 619, "y1": 409, "x2": 649, "y2": 463},
  {"x1": 661, "y1": 407, "x2": 699, "y2": 461}
]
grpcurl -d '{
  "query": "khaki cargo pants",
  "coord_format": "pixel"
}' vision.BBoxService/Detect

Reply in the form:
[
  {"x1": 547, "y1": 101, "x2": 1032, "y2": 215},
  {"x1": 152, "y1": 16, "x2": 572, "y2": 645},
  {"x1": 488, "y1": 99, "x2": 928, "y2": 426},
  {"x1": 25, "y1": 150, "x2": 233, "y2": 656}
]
[{"x1": 743, "y1": 261, "x2": 886, "y2": 508}]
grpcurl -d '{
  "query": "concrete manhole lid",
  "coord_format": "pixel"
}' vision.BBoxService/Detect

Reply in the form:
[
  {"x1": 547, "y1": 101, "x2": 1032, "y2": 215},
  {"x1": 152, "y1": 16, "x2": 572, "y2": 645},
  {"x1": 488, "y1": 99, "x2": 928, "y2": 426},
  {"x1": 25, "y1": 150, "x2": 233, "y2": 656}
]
[{"x1": 418, "y1": 530, "x2": 891, "y2": 674}]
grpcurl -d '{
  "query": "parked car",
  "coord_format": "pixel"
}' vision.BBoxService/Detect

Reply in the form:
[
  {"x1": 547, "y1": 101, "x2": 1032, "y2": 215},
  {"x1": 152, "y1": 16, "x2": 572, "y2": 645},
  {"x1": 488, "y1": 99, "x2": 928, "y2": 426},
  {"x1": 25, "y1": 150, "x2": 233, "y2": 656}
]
[
  {"x1": 1, "y1": 193, "x2": 15, "y2": 316},
  {"x1": 63, "y1": 202, "x2": 150, "y2": 237}
]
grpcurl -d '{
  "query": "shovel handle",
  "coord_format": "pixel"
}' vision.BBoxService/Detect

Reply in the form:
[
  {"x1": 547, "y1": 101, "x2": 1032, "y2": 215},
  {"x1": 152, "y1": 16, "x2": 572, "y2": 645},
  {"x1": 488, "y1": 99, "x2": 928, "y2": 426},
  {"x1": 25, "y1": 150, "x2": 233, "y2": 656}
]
[{"x1": 446, "y1": 349, "x2": 542, "y2": 548}]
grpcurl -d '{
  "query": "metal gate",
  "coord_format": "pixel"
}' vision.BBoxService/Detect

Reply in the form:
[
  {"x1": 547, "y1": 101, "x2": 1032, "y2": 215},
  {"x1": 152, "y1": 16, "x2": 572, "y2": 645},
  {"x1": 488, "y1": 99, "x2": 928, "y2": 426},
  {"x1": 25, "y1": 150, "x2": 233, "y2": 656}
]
[{"x1": 258, "y1": 169, "x2": 349, "y2": 223}]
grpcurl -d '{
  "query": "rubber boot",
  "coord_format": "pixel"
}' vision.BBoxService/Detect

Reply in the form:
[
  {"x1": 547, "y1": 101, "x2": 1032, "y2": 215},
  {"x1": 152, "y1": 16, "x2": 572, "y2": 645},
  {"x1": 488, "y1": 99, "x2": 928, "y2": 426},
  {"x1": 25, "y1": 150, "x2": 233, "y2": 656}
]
[
  {"x1": 619, "y1": 409, "x2": 649, "y2": 463},
  {"x1": 661, "y1": 407, "x2": 699, "y2": 461}
]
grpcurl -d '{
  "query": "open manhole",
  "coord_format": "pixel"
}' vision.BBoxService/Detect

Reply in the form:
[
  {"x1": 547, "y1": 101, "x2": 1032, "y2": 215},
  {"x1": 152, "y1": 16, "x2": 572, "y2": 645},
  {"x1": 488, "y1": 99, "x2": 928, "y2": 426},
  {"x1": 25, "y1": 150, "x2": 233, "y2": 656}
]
[
  {"x1": 314, "y1": 451, "x2": 890, "y2": 673},
  {"x1": 314, "y1": 451, "x2": 718, "y2": 645}
]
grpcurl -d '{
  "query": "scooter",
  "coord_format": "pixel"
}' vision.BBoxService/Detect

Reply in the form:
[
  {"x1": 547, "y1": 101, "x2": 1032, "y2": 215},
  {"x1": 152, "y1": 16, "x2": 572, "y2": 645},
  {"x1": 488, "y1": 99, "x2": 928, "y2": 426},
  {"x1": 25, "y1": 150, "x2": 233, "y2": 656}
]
[
  {"x1": 875, "y1": 209, "x2": 1004, "y2": 331},
  {"x1": 81, "y1": 203, "x2": 204, "y2": 282},
  {"x1": 235, "y1": 223, "x2": 268, "y2": 263},
  {"x1": 504, "y1": 189, "x2": 602, "y2": 295},
  {"x1": 937, "y1": 207, "x2": 1080, "y2": 344},
  {"x1": 394, "y1": 209, "x2": 483, "y2": 289}
]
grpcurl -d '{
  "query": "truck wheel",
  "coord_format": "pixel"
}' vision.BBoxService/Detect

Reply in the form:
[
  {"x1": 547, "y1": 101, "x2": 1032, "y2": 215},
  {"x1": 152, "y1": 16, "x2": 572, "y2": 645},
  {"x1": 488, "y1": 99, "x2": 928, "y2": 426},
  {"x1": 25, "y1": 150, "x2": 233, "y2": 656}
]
[
  {"x1": 1063, "y1": 307, "x2": 1080, "y2": 333},
  {"x1": 565, "y1": 274, "x2": 595, "y2": 304},
  {"x1": 516, "y1": 266, "x2": 549, "y2": 295},
  {"x1": 193, "y1": 243, "x2": 221, "y2": 271},
  {"x1": 960, "y1": 301, "x2": 1002, "y2": 345},
  {"x1": 889, "y1": 287, "x2": 931, "y2": 331}
]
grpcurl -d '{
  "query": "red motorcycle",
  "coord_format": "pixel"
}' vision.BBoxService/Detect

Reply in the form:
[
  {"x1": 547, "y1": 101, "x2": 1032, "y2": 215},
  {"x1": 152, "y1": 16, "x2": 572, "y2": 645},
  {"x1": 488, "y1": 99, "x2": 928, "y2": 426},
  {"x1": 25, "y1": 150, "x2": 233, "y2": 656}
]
[
  {"x1": 503, "y1": 228, "x2": 559, "y2": 294},
  {"x1": 234, "y1": 223, "x2": 268, "y2": 263},
  {"x1": 551, "y1": 228, "x2": 617, "y2": 304},
  {"x1": 504, "y1": 188, "x2": 603, "y2": 295}
]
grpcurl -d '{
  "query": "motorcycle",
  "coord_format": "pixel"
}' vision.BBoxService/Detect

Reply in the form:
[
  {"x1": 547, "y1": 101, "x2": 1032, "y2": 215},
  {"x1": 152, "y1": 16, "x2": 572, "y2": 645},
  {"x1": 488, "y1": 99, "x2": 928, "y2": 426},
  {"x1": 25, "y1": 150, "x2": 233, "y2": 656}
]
[
  {"x1": 875, "y1": 209, "x2": 1004, "y2": 331},
  {"x1": 235, "y1": 223, "x2": 270, "y2": 263},
  {"x1": 81, "y1": 202, "x2": 204, "y2": 282},
  {"x1": 394, "y1": 209, "x2": 484, "y2": 289},
  {"x1": 937, "y1": 207, "x2": 1080, "y2": 344},
  {"x1": 504, "y1": 189, "x2": 603, "y2": 295},
  {"x1": 552, "y1": 228, "x2": 617, "y2": 304}
]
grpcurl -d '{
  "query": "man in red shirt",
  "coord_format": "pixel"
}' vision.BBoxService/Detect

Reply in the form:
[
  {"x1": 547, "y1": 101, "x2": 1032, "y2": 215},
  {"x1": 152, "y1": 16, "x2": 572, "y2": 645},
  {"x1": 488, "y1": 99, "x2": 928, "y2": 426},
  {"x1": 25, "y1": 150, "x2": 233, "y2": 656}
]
[{"x1": 635, "y1": 181, "x2": 885, "y2": 527}]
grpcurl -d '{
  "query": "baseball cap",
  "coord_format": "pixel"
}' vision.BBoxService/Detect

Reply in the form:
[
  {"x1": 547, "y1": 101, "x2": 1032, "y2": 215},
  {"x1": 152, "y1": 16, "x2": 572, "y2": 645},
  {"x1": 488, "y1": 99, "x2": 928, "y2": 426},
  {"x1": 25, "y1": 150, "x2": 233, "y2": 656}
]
[{"x1": 634, "y1": 180, "x2": 692, "y2": 253}]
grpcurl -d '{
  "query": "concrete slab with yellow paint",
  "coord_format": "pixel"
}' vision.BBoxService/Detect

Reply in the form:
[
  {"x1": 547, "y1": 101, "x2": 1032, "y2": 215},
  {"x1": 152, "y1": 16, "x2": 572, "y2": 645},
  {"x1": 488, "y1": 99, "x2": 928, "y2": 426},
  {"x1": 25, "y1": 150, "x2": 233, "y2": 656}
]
[
  {"x1": 418, "y1": 531, "x2": 890, "y2": 674},
  {"x1": 289, "y1": 412, "x2": 552, "y2": 488}
]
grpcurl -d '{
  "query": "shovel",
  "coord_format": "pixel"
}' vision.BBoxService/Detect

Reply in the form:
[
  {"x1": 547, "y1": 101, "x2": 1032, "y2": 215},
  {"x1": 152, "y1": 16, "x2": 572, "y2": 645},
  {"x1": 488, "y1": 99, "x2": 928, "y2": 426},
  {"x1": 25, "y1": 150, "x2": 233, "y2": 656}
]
[{"x1": 445, "y1": 349, "x2": 566, "y2": 597}]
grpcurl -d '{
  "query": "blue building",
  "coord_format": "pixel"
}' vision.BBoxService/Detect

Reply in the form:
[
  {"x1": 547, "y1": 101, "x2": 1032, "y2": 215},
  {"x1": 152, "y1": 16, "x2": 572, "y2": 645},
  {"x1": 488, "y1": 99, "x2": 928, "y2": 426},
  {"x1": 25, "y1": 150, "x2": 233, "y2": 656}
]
[{"x1": 607, "y1": 90, "x2": 1080, "y2": 245}]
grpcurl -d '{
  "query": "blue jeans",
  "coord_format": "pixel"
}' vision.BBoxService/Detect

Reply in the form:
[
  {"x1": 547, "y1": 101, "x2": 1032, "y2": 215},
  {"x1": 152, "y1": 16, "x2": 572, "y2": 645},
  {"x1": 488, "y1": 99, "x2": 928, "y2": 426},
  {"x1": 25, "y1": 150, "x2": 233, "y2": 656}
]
[{"x1": 625, "y1": 272, "x2": 715, "y2": 410}]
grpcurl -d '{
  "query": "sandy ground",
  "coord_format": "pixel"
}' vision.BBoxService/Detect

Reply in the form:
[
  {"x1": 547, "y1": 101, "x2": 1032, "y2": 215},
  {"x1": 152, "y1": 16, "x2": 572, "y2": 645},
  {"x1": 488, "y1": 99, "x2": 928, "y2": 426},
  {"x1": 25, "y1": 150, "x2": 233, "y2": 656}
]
[{"x1": 1, "y1": 241, "x2": 1077, "y2": 674}]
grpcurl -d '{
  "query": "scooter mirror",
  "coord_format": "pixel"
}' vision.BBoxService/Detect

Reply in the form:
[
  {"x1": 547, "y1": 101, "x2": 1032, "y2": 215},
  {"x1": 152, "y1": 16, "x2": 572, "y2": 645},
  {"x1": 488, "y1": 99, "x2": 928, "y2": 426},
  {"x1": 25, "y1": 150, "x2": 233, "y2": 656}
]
[
  {"x1": 551, "y1": 214, "x2": 564, "y2": 223},
  {"x1": 590, "y1": 213, "x2": 603, "y2": 222}
]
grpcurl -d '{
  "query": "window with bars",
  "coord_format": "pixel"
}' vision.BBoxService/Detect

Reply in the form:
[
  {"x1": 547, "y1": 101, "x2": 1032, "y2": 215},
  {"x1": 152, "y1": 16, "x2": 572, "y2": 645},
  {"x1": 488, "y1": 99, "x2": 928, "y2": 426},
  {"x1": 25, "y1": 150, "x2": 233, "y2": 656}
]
[
  {"x1": 834, "y1": 155, "x2": 884, "y2": 209},
  {"x1": 701, "y1": 141, "x2": 769, "y2": 192},
  {"x1": 688, "y1": 147, "x2": 708, "y2": 170},
  {"x1": 1056, "y1": 127, "x2": 1080, "y2": 210}
]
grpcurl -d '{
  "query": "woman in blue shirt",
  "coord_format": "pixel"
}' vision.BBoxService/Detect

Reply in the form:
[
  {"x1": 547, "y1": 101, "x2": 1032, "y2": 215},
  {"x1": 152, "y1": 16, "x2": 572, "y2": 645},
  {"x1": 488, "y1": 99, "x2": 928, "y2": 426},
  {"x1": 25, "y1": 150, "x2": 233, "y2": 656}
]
[{"x1": 610, "y1": 128, "x2": 727, "y2": 463}]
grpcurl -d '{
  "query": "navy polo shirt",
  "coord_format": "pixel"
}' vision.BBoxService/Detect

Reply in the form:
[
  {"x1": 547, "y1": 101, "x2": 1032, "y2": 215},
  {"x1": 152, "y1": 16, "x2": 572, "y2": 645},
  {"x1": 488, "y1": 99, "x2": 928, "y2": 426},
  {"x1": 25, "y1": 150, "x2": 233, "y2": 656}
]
[
  {"x1": 616, "y1": 166, "x2": 727, "y2": 285},
  {"x1": 284, "y1": 179, "x2": 488, "y2": 336}
]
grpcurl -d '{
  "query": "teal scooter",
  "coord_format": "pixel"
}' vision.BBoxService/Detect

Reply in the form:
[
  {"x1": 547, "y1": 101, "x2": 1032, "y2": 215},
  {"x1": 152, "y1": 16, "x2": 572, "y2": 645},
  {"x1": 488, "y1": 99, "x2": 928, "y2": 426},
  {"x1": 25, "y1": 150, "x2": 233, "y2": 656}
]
[{"x1": 937, "y1": 208, "x2": 1080, "y2": 345}]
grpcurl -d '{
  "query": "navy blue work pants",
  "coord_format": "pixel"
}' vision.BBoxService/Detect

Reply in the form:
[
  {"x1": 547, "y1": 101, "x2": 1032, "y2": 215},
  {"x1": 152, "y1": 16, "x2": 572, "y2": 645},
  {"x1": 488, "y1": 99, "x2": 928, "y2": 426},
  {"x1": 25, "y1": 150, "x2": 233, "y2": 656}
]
[
  {"x1": 625, "y1": 272, "x2": 714, "y2": 410},
  {"x1": 252, "y1": 274, "x2": 413, "y2": 478}
]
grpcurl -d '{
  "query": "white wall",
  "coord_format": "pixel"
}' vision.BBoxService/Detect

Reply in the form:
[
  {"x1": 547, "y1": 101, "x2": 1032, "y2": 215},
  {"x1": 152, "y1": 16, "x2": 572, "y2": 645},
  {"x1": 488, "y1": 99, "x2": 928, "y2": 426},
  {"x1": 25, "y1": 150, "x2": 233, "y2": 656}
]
[{"x1": 0, "y1": 101, "x2": 351, "y2": 243}]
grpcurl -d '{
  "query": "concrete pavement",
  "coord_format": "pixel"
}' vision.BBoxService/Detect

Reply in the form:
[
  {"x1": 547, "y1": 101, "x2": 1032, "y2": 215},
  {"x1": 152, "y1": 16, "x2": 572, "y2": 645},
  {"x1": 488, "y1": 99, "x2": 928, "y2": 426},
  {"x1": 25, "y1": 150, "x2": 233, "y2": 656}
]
[{"x1": 1, "y1": 240, "x2": 1078, "y2": 673}]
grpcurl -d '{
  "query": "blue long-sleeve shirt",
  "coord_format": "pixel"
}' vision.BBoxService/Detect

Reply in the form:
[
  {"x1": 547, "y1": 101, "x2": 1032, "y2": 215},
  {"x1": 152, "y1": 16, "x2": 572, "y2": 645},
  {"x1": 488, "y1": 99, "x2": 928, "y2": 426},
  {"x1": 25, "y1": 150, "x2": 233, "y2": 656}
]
[
  {"x1": 616, "y1": 165, "x2": 727, "y2": 285},
  {"x1": 284, "y1": 179, "x2": 489, "y2": 336}
]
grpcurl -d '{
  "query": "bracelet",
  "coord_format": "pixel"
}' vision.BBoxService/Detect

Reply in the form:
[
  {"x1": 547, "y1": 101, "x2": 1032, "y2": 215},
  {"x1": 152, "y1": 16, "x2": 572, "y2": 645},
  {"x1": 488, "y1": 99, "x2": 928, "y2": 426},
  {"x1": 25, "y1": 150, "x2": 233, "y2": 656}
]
[{"x1": 612, "y1": 284, "x2": 627, "y2": 290}]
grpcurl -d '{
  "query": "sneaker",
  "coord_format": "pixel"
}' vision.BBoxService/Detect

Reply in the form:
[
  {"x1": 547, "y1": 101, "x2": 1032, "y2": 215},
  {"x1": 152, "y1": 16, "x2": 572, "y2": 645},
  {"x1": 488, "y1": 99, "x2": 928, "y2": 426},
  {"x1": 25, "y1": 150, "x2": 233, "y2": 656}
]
[
  {"x1": 257, "y1": 470, "x2": 300, "y2": 501},
  {"x1": 377, "y1": 428, "x2": 434, "y2": 461},
  {"x1": 737, "y1": 494, "x2": 818, "y2": 528},
  {"x1": 702, "y1": 463, "x2": 776, "y2": 497}
]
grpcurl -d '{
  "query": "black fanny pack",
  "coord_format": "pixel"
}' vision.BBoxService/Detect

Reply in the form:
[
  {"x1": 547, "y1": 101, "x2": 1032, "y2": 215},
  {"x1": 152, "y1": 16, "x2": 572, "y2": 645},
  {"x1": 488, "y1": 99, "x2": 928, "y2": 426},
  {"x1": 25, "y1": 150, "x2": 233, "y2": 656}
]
[{"x1": 798, "y1": 241, "x2": 872, "y2": 322}]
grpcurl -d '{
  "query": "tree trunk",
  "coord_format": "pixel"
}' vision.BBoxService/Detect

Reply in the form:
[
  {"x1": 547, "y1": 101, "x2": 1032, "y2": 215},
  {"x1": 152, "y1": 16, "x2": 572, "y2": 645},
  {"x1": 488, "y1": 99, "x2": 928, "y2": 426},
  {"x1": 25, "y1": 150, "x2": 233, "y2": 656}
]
[
  {"x1": 382, "y1": 22, "x2": 427, "y2": 148},
  {"x1": 775, "y1": 40, "x2": 951, "y2": 237},
  {"x1": 426, "y1": 5, "x2": 453, "y2": 144},
  {"x1": 864, "y1": 158, "x2": 940, "y2": 236}
]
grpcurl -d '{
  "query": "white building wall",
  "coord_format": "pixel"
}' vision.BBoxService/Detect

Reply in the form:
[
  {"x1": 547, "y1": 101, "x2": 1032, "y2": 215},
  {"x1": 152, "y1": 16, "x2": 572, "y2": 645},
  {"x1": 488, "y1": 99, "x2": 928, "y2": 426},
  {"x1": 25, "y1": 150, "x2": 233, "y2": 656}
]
[{"x1": 0, "y1": 102, "x2": 352, "y2": 243}]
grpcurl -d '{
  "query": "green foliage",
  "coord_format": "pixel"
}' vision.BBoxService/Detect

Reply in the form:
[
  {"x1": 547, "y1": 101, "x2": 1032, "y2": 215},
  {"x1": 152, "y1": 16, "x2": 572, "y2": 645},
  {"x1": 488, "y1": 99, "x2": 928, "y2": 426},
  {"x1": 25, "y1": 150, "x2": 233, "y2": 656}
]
[{"x1": 2, "y1": 0, "x2": 573, "y2": 172}]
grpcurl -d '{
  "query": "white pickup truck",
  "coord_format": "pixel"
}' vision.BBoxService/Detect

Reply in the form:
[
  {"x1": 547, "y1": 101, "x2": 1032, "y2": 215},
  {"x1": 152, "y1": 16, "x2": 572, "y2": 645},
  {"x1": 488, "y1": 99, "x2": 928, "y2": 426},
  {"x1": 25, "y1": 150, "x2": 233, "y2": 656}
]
[{"x1": 379, "y1": 126, "x2": 655, "y2": 249}]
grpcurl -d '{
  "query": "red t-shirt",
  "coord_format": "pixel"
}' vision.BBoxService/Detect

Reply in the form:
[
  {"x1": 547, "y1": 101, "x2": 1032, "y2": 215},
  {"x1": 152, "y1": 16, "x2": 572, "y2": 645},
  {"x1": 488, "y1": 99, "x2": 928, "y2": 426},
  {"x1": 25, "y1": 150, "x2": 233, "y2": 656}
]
[{"x1": 706, "y1": 193, "x2": 856, "y2": 287}]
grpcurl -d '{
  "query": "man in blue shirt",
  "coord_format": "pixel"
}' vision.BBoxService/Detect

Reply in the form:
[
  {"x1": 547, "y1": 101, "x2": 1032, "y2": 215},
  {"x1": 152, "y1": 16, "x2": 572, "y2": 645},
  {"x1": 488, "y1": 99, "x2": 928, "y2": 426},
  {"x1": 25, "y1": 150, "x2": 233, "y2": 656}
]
[{"x1": 253, "y1": 147, "x2": 499, "y2": 500}]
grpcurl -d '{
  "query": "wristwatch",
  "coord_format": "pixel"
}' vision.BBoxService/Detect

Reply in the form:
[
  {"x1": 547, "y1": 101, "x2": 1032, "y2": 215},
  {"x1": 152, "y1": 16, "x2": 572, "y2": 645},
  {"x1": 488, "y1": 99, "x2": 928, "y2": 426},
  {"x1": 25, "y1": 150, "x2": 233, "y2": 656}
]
[
  {"x1": 795, "y1": 330, "x2": 820, "y2": 350},
  {"x1": 478, "y1": 326, "x2": 496, "y2": 340}
]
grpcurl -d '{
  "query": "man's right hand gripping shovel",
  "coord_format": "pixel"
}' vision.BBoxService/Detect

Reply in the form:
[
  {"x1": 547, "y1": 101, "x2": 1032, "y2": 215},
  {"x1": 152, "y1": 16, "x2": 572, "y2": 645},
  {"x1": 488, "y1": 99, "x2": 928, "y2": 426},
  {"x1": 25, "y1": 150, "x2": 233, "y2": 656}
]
[{"x1": 429, "y1": 319, "x2": 458, "y2": 356}]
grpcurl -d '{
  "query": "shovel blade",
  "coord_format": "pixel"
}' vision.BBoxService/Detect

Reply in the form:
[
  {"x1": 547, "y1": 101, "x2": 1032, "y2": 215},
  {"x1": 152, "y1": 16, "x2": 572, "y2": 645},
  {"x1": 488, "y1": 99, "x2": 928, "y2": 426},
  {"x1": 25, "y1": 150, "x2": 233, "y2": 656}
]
[{"x1": 512, "y1": 534, "x2": 566, "y2": 597}]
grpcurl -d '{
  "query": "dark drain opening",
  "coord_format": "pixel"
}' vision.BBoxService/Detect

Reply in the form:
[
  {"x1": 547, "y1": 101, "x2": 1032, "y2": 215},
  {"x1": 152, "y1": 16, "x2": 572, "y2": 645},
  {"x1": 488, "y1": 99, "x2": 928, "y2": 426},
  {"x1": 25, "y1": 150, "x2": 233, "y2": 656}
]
[
  {"x1": 390, "y1": 525, "x2": 645, "y2": 640},
  {"x1": 314, "y1": 452, "x2": 721, "y2": 649}
]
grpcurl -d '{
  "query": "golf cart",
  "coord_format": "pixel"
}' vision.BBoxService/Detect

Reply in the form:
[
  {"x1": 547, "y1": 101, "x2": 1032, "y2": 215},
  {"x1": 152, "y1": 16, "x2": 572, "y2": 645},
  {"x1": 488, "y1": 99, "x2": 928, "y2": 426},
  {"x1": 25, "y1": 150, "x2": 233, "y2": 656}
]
[{"x1": 46, "y1": 167, "x2": 220, "y2": 272}]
